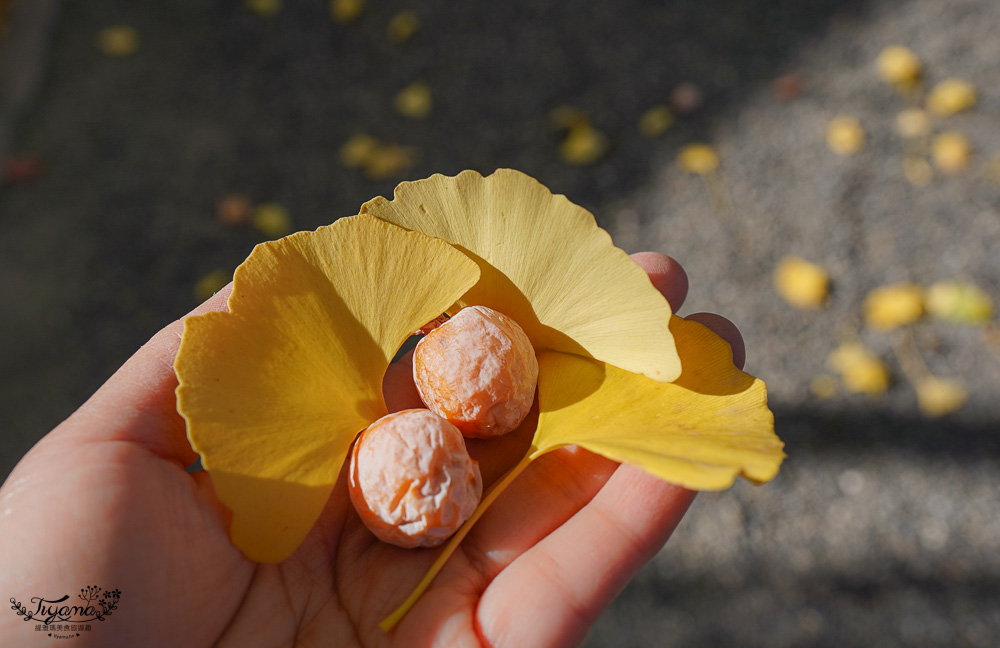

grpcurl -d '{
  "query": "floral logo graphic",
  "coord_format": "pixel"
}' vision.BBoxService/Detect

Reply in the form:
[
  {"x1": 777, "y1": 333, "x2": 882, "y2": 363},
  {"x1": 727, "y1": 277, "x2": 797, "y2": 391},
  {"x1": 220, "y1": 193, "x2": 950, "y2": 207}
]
[{"x1": 9, "y1": 585, "x2": 121, "y2": 639}]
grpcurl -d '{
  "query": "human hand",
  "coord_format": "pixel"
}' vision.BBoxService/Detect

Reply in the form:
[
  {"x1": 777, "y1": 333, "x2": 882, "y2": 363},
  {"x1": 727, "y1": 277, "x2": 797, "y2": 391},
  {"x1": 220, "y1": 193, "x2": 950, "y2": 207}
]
[{"x1": 0, "y1": 253, "x2": 744, "y2": 647}]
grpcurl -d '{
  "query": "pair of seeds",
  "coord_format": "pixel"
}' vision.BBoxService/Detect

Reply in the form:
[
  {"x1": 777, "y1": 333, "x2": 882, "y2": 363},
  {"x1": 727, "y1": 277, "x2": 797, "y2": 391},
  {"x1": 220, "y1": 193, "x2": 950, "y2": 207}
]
[{"x1": 348, "y1": 305, "x2": 539, "y2": 548}]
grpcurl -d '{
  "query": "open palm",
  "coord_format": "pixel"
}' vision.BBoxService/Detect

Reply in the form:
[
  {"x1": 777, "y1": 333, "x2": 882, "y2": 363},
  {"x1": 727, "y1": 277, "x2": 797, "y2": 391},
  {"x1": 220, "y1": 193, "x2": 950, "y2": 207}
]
[{"x1": 0, "y1": 254, "x2": 736, "y2": 648}]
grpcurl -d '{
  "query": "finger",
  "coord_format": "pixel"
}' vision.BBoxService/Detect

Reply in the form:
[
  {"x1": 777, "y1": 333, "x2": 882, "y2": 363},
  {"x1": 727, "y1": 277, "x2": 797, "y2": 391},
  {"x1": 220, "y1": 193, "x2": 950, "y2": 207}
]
[
  {"x1": 630, "y1": 252, "x2": 688, "y2": 313},
  {"x1": 60, "y1": 284, "x2": 234, "y2": 465},
  {"x1": 475, "y1": 464, "x2": 695, "y2": 647},
  {"x1": 684, "y1": 312, "x2": 746, "y2": 370},
  {"x1": 460, "y1": 445, "x2": 620, "y2": 577}
]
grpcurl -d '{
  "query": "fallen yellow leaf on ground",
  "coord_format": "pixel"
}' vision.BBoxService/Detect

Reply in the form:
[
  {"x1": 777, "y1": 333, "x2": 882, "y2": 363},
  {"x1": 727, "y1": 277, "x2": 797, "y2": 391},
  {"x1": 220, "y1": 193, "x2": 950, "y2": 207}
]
[
  {"x1": 828, "y1": 343, "x2": 890, "y2": 394},
  {"x1": 932, "y1": 132, "x2": 972, "y2": 175},
  {"x1": 195, "y1": 269, "x2": 232, "y2": 302},
  {"x1": 638, "y1": 105, "x2": 674, "y2": 138},
  {"x1": 252, "y1": 203, "x2": 292, "y2": 239},
  {"x1": 97, "y1": 26, "x2": 139, "y2": 56},
  {"x1": 774, "y1": 256, "x2": 829, "y2": 309},
  {"x1": 387, "y1": 10, "x2": 420, "y2": 43},
  {"x1": 915, "y1": 376, "x2": 967, "y2": 417},
  {"x1": 393, "y1": 82, "x2": 432, "y2": 119},
  {"x1": 559, "y1": 123, "x2": 609, "y2": 165},
  {"x1": 826, "y1": 115, "x2": 865, "y2": 155},
  {"x1": 926, "y1": 281, "x2": 994, "y2": 323},
  {"x1": 876, "y1": 45, "x2": 922, "y2": 89},
  {"x1": 927, "y1": 78, "x2": 976, "y2": 116},
  {"x1": 864, "y1": 283, "x2": 924, "y2": 330},
  {"x1": 246, "y1": 0, "x2": 281, "y2": 17},
  {"x1": 330, "y1": 0, "x2": 364, "y2": 23},
  {"x1": 678, "y1": 143, "x2": 720, "y2": 175},
  {"x1": 810, "y1": 374, "x2": 839, "y2": 399}
]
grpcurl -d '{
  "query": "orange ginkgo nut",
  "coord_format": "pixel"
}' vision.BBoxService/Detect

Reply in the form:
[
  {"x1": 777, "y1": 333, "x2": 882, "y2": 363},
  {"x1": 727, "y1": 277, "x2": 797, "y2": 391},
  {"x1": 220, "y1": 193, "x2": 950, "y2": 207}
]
[
  {"x1": 413, "y1": 305, "x2": 539, "y2": 439},
  {"x1": 348, "y1": 409, "x2": 482, "y2": 549}
]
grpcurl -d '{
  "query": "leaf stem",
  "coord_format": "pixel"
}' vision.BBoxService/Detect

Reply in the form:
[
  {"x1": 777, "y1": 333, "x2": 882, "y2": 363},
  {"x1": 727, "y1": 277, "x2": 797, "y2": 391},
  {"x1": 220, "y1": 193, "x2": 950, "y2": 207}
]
[{"x1": 379, "y1": 452, "x2": 536, "y2": 632}]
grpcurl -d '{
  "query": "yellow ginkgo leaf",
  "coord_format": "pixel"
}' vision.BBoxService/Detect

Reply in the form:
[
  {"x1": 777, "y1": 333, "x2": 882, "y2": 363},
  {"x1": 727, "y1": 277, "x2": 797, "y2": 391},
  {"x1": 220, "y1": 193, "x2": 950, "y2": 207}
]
[
  {"x1": 926, "y1": 78, "x2": 976, "y2": 117},
  {"x1": 97, "y1": 26, "x2": 139, "y2": 57},
  {"x1": 875, "y1": 45, "x2": 922, "y2": 88},
  {"x1": 926, "y1": 281, "x2": 994, "y2": 324},
  {"x1": 362, "y1": 169, "x2": 680, "y2": 381},
  {"x1": 387, "y1": 10, "x2": 420, "y2": 43},
  {"x1": 339, "y1": 134, "x2": 379, "y2": 168},
  {"x1": 774, "y1": 256, "x2": 829, "y2": 309},
  {"x1": 393, "y1": 82, "x2": 432, "y2": 119},
  {"x1": 677, "y1": 143, "x2": 719, "y2": 175},
  {"x1": 638, "y1": 105, "x2": 674, "y2": 138},
  {"x1": 810, "y1": 374, "x2": 839, "y2": 399},
  {"x1": 932, "y1": 132, "x2": 972, "y2": 175},
  {"x1": 194, "y1": 269, "x2": 231, "y2": 302},
  {"x1": 380, "y1": 314, "x2": 783, "y2": 631},
  {"x1": 864, "y1": 283, "x2": 924, "y2": 330},
  {"x1": 176, "y1": 169, "x2": 783, "y2": 633},
  {"x1": 548, "y1": 105, "x2": 588, "y2": 130},
  {"x1": 246, "y1": 0, "x2": 281, "y2": 16},
  {"x1": 362, "y1": 144, "x2": 419, "y2": 180},
  {"x1": 828, "y1": 342, "x2": 890, "y2": 394},
  {"x1": 915, "y1": 376, "x2": 967, "y2": 417},
  {"x1": 330, "y1": 0, "x2": 364, "y2": 23},
  {"x1": 559, "y1": 123, "x2": 610, "y2": 165},
  {"x1": 826, "y1": 116, "x2": 865, "y2": 155},
  {"x1": 252, "y1": 203, "x2": 293, "y2": 239},
  {"x1": 175, "y1": 215, "x2": 480, "y2": 562},
  {"x1": 531, "y1": 317, "x2": 782, "y2": 490}
]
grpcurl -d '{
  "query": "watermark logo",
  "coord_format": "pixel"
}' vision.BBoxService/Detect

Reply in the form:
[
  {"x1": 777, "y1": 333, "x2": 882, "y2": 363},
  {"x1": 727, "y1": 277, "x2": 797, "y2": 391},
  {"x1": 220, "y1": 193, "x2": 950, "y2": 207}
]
[{"x1": 9, "y1": 585, "x2": 121, "y2": 640}]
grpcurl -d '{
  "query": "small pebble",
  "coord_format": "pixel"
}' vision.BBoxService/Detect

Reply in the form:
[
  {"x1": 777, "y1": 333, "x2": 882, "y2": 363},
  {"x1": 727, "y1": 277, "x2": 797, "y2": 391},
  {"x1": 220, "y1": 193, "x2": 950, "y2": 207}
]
[
  {"x1": 669, "y1": 82, "x2": 704, "y2": 115},
  {"x1": 216, "y1": 193, "x2": 252, "y2": 227},
  {"x1": 1, "y1": 154, "x2": 44, "y2": 184},
  {"x1": 772, "y1": 72, "x2": 805, "y2": 101}
]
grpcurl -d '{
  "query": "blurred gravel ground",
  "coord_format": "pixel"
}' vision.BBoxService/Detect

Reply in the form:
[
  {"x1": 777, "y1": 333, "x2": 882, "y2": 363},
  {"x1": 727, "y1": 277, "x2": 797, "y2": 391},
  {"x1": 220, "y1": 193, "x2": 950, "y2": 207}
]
[{"x1": 1, "y1": 0, "x2": 998, "y2": 646}]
